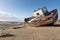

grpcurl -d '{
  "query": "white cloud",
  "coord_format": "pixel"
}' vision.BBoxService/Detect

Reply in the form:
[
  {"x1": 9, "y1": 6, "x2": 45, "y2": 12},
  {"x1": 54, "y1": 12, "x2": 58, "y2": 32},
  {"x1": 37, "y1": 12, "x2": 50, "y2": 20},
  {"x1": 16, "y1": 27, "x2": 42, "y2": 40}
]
[{"x1": 0, "y1": 12, "x2": 20, "y2": 21}]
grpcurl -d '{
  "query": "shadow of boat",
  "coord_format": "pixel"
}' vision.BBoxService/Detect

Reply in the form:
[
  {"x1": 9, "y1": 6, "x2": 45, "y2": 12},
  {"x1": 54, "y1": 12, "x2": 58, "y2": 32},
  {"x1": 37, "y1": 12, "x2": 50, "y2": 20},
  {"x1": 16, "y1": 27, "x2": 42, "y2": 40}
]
[{"x1": 36, "y1": 24, "x2": 60, "y2": 27}]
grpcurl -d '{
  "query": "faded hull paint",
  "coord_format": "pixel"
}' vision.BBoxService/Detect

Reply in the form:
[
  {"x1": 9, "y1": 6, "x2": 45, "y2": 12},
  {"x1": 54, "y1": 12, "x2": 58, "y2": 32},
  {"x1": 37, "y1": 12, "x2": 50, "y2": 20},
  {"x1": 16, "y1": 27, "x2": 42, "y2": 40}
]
[
  {"x1": 29, "y1": 9, "x2": 58, "y2": 27},
  {"x1": 24, "y1": 9, "x2": 58, "y2": 27}
]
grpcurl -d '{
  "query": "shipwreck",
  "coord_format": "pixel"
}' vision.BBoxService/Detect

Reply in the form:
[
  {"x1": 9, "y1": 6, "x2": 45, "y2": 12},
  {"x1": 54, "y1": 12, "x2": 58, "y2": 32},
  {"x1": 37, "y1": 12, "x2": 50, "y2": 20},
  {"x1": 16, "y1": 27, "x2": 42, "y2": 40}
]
[{"x1": 24, "y1": 7, "x2": 58, "y2": 27}]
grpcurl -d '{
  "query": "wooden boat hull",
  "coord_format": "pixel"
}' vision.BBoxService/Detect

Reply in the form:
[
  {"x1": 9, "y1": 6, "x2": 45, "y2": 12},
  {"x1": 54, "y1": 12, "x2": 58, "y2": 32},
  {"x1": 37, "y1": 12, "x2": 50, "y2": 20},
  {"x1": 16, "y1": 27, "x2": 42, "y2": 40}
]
[{"x1": 24, "y1": 9, "x2": 58, "y2": 27}]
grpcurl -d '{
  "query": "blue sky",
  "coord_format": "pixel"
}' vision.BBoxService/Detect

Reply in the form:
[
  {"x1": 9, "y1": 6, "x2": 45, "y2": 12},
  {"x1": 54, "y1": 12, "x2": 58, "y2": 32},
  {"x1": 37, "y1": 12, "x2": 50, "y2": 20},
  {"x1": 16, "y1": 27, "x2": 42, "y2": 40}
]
[{"x1": 0, "y1": 0, "x2": 60, "y2": 21}]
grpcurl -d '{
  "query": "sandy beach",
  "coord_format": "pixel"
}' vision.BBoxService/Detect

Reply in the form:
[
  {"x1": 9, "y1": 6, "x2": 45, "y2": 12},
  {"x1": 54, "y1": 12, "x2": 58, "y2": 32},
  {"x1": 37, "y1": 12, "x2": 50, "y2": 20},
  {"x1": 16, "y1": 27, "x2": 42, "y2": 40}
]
[{"x1": 0, "y1": 21, "x2": 60, "y2": 40}]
